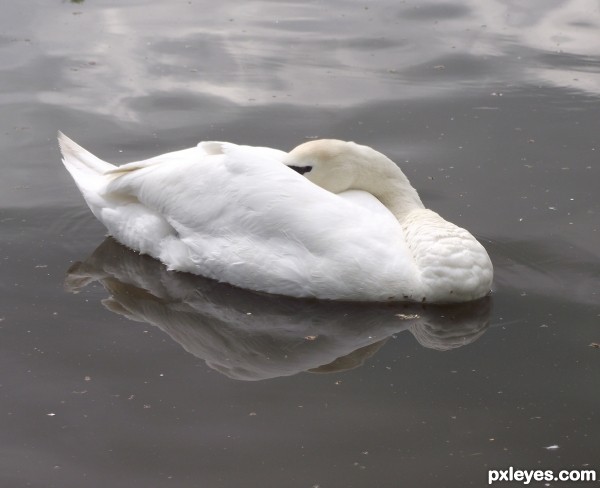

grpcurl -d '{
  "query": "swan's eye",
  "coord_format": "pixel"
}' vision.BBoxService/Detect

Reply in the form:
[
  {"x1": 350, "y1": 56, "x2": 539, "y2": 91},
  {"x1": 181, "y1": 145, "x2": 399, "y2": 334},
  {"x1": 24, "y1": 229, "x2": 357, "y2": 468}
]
[{"x1": 289, "y1": 165, "x2": 313, "y2": 175}]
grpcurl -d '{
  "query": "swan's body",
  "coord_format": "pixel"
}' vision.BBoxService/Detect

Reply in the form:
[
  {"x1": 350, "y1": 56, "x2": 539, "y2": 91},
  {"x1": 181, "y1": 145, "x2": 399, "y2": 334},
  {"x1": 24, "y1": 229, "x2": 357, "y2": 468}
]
[{"x1": 59, "y1": 133, "x2": 492, "y2": 303}]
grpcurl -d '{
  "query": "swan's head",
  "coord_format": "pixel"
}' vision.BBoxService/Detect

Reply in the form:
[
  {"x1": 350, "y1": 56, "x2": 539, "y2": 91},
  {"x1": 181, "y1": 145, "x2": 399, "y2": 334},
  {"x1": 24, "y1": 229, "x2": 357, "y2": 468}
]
[
  {"x1": 283, "y1": 139, "x2": 367, "y2": 194},
  {"x1": 284, "y1": 139, "x2": 424, "y2": 217}
]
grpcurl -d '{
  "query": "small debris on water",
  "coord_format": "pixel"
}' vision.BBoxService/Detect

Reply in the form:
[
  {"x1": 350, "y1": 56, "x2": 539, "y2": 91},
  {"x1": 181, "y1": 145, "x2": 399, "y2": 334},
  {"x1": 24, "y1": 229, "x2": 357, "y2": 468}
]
[{"x1": 395, "y1": 314, "x2": 420, "y2": 320}]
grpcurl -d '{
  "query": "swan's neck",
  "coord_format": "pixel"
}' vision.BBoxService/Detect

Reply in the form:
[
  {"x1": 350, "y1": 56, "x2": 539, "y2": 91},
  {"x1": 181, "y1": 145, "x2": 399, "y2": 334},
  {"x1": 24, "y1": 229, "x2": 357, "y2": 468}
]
[{"x1": 354, "y1": 149, "x2": 424, "y2": 222}]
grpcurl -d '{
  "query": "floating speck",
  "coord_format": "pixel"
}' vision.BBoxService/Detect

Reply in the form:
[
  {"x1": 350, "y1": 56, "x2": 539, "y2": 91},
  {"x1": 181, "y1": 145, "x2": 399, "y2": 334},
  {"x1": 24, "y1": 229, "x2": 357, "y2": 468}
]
[
  {"x1": 544, "y1": 445, "x2": 559, "y2": 450},
  {"x1": 395, "y1": 313, "x2": 420, "y2": 320}
]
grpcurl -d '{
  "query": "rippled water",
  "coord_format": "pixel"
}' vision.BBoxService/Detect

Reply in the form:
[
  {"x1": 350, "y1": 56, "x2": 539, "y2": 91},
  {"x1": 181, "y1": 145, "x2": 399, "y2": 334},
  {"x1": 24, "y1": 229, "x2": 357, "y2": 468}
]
[{"x1": 1, "y1": 1, "x2": 599, "y2": 487}]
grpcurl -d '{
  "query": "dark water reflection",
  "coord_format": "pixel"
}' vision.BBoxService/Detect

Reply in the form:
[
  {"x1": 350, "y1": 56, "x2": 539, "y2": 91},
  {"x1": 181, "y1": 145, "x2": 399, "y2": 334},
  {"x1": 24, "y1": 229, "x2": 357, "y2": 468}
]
[
  {"x1": 1, "y1": 0, "x2": 599, "y2": 487},
  {"x1": 67, "y1": 238, "x2": 491, "y2": 381}
]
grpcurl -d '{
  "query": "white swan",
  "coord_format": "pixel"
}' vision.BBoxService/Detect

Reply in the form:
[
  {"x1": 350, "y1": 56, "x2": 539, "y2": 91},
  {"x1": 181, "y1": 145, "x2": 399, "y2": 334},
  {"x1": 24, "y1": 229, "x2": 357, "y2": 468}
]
[{"x1": 59, "y1": 133, "x2": 493, "y2": 303}]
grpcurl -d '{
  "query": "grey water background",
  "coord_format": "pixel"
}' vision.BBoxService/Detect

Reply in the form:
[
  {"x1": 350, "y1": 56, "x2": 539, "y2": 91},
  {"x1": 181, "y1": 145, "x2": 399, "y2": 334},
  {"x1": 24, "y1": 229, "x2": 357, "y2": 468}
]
[{"x1": 1, "y1": 0, "x2": 599, "y2": 487}]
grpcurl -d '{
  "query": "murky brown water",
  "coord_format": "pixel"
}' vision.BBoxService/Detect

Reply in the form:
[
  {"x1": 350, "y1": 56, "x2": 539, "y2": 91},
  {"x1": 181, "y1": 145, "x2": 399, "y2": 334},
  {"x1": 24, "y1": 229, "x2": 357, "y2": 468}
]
[{"x1": 1, "y1": 1, "x2": 599, "y2": 487}]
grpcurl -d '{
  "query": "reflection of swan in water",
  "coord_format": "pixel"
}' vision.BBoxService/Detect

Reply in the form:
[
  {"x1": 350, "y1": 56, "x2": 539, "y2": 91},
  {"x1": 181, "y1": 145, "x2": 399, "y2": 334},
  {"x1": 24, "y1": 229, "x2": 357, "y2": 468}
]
[{"x1": 66, "y1": 238, "x2": 491, "y2": 381}]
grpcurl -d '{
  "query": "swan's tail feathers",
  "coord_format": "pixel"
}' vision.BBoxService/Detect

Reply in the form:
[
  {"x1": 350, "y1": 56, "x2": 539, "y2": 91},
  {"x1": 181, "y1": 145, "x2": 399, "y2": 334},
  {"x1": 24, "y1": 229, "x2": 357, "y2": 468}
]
[
  {"x1": 58, "y1": 132, "x2": 115, "y2": 174},
  {"x1": 59, "y1": 132, "x2": 117, "y2": 210}
]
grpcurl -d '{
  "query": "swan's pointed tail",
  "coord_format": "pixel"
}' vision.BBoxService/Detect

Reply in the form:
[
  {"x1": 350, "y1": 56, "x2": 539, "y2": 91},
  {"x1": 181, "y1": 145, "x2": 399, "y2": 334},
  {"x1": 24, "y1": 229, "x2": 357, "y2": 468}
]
[{"x1": 58, "y1": 132, "x2": 116, "y2": 214}]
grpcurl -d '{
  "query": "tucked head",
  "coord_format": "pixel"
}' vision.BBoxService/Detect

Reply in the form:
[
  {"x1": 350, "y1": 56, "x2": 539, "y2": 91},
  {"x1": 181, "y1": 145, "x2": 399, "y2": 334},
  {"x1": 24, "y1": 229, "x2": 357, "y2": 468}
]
[
  {"x1": 283, "y1": 139, "x2": 367, "y2": 194},
  {"x1": 283, "y1": 139, "x2": 424, "y2": 217}
]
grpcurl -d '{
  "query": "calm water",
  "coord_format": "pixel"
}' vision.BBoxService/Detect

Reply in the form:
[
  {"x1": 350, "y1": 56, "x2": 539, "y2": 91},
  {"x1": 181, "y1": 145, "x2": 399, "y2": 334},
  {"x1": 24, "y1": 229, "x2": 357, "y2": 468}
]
[{"x1": 1, "y1": 1, "x2": 599, "y2": 487}]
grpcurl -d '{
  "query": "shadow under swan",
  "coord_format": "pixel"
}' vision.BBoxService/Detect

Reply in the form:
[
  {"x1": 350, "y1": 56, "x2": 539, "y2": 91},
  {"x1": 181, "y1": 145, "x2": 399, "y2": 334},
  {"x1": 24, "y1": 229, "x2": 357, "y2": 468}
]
[{"x1": 66, "y1": 238, "x2": 492, "y2": 381}]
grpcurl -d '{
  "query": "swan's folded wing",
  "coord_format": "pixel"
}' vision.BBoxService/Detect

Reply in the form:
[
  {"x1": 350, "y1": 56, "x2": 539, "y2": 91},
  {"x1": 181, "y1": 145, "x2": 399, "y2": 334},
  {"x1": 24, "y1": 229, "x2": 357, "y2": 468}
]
[
  {"x1": 105, "y1": 146, "x2": 208, "y2": 176},
  {"x1": 101, "y1": 143, "x2": 416, "y2": 299},
  {"x1": 104, "y1": 141, "x2": 271, "y2": 175},
  {"x1": 99, "y1": 144, "x2": 301, "y2": 262}
]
